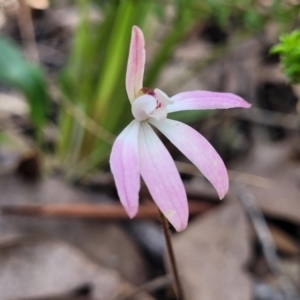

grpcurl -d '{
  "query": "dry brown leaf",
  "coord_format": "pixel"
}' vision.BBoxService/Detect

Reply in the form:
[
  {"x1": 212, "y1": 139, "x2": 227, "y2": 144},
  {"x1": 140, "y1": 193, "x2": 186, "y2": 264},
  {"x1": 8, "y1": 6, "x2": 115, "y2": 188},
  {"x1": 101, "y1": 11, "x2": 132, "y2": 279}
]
[
  {"x1": 269, "y1": 225, "x2": 300, "y2": 256},
  {"x1": 229, "y1": 141, "x2": 300, "y2": 224},
  {"x1": 280, "y1": 259, "x2": 300, "y2": 286},
  {"x1": 173, "y1": 202, "x2": 252, "y2": 300},
  {"x1": 0, "y1": 175, "x2": 148, "y2": 285},
  {"x1": 0, "y1": 237, "x2": 153, "y2": 300}
]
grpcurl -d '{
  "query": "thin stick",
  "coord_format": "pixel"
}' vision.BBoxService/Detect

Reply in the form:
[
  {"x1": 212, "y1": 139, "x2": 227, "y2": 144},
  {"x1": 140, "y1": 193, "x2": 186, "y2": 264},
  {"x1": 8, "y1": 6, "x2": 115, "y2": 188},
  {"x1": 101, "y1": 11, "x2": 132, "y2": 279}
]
[
  {"x1": 158, "y1": 209, "x2": 186, "y2": 300},
  {"x1": 1, "y1": 201, "x2": 213, "y2": 220},
  {"x1": 114, "y1": 274, "x2": 174, "y2": 300},
  {"x1": 238, "y1": 189, "x2": 300, "y2": 299},
  {"x1": 17, "y1": 0, "x2": 39, "y2": 62}
]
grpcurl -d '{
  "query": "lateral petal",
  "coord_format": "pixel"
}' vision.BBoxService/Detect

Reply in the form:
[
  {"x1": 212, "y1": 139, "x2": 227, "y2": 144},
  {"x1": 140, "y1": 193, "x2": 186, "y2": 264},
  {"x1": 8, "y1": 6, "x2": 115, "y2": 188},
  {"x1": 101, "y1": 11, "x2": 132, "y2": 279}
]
[
  {"x1": 139, "y1": 122, "x2": 188, "y2": 231},
  {"x1": 110, "y1": 120, "x2": 140, "y2": 218},
  {"x1": 168, "y1": 91, "x2": 251, "y2": 113},
  {"x1": 126, "y1": 26, "x2": 145, "y2": 102},
  {"x1": 150, "y1": 118, "x2": 229, "y2": 199}
]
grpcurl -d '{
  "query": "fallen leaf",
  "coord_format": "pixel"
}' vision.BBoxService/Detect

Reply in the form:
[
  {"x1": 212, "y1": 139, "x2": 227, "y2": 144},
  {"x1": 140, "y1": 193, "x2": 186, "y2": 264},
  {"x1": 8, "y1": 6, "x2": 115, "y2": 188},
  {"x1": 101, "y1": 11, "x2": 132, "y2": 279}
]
[
  {"x1": 229, "y1": 141, "x2": 300, "y2": 224},
  {"x1": 173, "y1": 202, "x2": 252, "y2": 300},
  {"x1": 0, "y1": 175, "x2": 148, "y2": 285},
  {"x1": 0, "y1": 237, "x2": 153, "y2": 300},
  {"x1": 269, "y1": 225, "x2": 300, "y2": 257}
]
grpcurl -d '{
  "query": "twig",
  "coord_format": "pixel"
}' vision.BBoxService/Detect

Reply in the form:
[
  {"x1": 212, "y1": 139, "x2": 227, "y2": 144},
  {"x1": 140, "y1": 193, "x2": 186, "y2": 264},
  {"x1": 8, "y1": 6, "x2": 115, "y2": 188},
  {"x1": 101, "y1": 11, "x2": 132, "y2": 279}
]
[
  {"x1": 114, "y1": 274, "x2": 174, "y2": 300},
  {"x1": 158, "y1": 210, "x2": 186, "y2": 300},
  {"x1": 17, "y1": 0, "x2": 39, "y2": 62},
  {"x1": 238, "y1": 189, "x2": 300, "y2": 300},
  {"x1": 1, "y1": 200, "x2": 214, "y2": 219}
]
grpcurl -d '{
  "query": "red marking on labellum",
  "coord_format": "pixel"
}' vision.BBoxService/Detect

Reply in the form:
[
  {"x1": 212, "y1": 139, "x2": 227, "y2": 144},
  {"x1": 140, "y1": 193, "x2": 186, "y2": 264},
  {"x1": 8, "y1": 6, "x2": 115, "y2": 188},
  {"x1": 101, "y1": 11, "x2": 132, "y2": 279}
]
[{"x1": 138, "y1": 87, "x2": 156, "y2": 98}]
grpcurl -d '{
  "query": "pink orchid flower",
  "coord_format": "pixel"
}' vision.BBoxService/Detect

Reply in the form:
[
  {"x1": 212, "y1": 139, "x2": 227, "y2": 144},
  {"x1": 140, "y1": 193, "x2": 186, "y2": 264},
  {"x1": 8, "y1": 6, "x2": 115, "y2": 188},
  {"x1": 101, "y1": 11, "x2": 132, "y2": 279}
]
[{"x1": 110, "y1": 26, "x2": 250, "y2": 232}]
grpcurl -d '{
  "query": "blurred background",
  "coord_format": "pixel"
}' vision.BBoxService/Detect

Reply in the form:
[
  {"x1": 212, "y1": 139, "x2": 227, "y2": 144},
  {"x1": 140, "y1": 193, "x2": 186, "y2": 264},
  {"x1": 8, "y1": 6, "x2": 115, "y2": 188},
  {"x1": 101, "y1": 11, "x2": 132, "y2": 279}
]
[{"x1": 0, "y1": 0, "x2": 300, "y2": 299}]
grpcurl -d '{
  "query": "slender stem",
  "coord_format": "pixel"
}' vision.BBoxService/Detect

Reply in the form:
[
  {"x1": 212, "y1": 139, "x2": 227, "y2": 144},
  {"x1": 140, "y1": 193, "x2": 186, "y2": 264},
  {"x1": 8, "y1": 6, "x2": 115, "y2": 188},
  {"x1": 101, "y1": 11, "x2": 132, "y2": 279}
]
[
  {"x1": 158, "y1": 209, "x2": 186, "y2": 300},
  {"x1": 17, "y1": 0, "x2": 39, "y2": 62}
]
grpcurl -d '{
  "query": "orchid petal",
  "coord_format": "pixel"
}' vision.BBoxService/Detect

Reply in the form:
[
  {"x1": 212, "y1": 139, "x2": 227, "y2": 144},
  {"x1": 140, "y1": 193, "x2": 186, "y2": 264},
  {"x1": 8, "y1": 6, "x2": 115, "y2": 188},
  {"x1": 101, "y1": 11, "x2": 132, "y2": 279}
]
[
  {"x1": 150, "y1": 118, "x2": 228, "y2": 199},
  {"x1": 110, "y1": 120, "x2": 140, "y2": 218},
  {"x1": 132, "y1": 94, "x2": 156, "y2": 121},
  {"x1": 126, "y1": 26, "x2": 145, "y2": 102},
  {"x1": 139, "y1": 122, "x2": 188, "y2": 231},
  {"x1": 148, "y1": 108, "x2": 168, "y2": 121},
  {"x1": 167, "y1": 91, "x2": 251, "y2": 113},
  {"x1": 146, "y1": 89, "x2": 173, "y2": 121},
  {"x1": 154, "y1": 88, "x2": 173, "y2": 106}
]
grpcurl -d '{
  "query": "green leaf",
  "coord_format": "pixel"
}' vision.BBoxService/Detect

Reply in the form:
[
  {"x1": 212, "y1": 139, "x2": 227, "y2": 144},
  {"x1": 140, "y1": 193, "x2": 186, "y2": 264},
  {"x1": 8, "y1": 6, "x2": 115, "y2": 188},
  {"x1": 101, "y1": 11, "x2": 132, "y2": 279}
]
[
  {"x1": 270, "y1": 30, "x2": 300, "y2": 83},
  {"x1": 168, "y1": 110, "x2": 215, "y2": 123},
  {"x1": 0, "y1": 36, "x2": 49, "y2": 133}
]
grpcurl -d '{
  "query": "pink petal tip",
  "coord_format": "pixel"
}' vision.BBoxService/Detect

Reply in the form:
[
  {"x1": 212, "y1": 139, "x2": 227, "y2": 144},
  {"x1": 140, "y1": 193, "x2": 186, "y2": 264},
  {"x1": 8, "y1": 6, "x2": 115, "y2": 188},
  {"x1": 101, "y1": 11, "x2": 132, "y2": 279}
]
[{"x1": 126, "y1": 26, "x2": 145, "y2": 102}]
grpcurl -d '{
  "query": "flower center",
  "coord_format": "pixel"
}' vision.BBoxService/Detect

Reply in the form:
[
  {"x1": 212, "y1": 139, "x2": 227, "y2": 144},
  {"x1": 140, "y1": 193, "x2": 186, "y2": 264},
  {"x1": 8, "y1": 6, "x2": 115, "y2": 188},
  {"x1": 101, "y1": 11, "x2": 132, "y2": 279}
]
[{"x1": 131, "y1": 88, "x2": 173, "y2": 121}]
